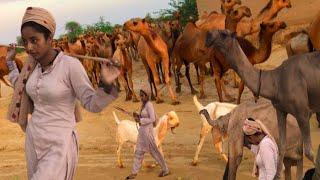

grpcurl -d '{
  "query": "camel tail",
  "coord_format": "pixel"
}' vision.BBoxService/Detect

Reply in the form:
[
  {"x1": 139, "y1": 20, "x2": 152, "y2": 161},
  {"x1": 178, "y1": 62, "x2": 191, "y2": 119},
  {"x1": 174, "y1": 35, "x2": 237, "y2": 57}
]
[
  {"x1": 112, "y1": 111, "x2": 121, "y2": 125},
  {"x1": 193, "y1": 95, "x2": 204, "y2": 111}
]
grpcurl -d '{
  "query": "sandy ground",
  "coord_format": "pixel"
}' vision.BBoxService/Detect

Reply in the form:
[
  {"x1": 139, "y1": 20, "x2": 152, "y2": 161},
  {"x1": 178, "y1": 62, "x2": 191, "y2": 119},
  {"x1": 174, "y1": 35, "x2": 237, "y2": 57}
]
[{"x1": 0, "y1": 44, "x2": 318, "y2": 180}]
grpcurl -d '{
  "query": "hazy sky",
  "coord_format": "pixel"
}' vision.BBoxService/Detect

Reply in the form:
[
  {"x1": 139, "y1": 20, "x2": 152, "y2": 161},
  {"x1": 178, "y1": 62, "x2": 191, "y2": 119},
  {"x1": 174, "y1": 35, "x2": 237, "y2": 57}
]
[{"x1": 0, "y1": 0, "x2": 171, "y2": 44}]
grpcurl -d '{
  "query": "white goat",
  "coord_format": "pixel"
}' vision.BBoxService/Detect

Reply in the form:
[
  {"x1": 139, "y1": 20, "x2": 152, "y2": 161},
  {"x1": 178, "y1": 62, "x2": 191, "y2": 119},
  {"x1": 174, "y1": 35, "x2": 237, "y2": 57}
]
[
  {"x1": 192, "y1": 95, "x2": 237, "y2": 165},
  {"x1": 113, "y1": 110, "x2": 180, "y2": 168}
]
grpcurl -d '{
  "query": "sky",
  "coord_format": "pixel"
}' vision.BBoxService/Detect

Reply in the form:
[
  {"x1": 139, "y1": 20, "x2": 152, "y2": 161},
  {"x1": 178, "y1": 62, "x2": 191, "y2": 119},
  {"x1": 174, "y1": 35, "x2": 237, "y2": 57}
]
[{"x1": 0, "y1": 0, "x2": 171, "y2": 44}]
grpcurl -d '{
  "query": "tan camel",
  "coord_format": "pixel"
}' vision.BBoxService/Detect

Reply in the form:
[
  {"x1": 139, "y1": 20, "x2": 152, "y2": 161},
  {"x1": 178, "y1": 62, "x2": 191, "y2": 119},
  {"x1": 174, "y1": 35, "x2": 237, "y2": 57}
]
[
  {"x1": 309, "y1": 11, "x2": 320, "y2": 50},
  {"x1": 200, "y1": 99, "x2": 311, "y2": 180},
  {"x1": 196, "y1": 0, "x2": 242, "y2": 30},
  {"x1": 236, "y1": 0, "x2": 291, "y2": 37},
  {"x1": 124, "y1": 18, "x2": 179, "y2": 105},
  {"x1": 173, "y1": 6, "x2": 251, "y2": 100},
  {"x1": 113, "y1": 34, "x2": 139, "y2": 102},
  {"x1": 206, "y1": 29, "x2": 320, "y2": 179}
]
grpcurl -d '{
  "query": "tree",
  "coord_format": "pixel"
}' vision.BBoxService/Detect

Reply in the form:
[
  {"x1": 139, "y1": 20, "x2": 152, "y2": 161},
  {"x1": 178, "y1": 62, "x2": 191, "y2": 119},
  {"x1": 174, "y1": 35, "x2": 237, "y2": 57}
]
[
  {"x1": 65, "y1": 21, "x2": 83, "y2": 43},
  {"x1": 84, "y1": 17, "x2": 114, "y2": 34},
  {"x1": 154, "y1": 0, "x2": 198, "y2": 27}
]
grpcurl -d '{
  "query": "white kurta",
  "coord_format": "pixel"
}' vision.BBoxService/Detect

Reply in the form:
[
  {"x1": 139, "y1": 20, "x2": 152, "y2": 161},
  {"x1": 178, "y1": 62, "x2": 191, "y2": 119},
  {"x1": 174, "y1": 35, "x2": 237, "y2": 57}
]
[{"x1": 8, "y1": 52, "x2": 118, "y2": 180}]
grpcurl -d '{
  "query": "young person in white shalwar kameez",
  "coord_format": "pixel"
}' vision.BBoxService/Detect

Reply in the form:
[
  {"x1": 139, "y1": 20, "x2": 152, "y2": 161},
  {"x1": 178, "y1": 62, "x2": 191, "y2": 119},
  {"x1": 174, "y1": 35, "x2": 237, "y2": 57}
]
[{"x1": 6, "y1": 7, "x2": 120, "y2": 180}]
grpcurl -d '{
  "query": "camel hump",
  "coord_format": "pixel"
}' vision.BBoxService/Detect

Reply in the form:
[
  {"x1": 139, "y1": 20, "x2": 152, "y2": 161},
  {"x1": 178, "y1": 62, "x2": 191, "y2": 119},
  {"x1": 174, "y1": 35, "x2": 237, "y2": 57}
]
[{"x1": 309, "y1": 11, "x2": 320, "y2": 50}]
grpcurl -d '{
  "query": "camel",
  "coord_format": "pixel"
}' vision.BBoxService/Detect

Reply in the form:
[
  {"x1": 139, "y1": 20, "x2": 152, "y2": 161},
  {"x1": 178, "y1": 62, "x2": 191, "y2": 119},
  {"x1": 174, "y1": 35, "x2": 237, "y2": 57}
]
[
  {"x1": 173, "y1": 6, "x2": 251, "y2": 99},
  {"x1": 195, "y1": 0, "x2": 242, "y2": 30},
  {"x1": 124, "y1": 18, "x2": 179, "y2": 105},
  {"x1": 199, "y1": 99, "x2": 312, "y2": 180},
  {"x1": 113, "y1": 34, "x2": 139, "y2": 102},
  {"x1": 205, "y1": 29, "x2": 320, "y2": 179},
  {"x1": 236, "y1": 21, "x2": 287, "y2": 104},
  {"x1": 236, "y1": 0, "x2": 291, "y2": 37}
]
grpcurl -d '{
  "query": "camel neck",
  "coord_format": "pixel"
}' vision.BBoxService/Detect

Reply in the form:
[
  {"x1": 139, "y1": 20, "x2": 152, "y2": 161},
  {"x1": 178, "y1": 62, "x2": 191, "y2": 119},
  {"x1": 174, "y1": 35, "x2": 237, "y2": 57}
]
[
  {"x1": 225, "y1": 16, "x2": 238, "y2": 32},
  {"x1": 254, "y1": 33, "x2": 273, "y2": 64},
  {"x1": 257, "y1": 6, "x2": 281, "y2": 22},
  {"x1": 223, "y1": 39, "x2": 275, "y2": 99}
]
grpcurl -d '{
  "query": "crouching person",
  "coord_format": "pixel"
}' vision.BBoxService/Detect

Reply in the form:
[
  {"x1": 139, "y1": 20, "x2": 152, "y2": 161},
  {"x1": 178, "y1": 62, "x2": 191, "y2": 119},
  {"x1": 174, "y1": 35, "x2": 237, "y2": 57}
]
[{"x1": 126, "y1": 87, "x2": 170, "y2": 179}]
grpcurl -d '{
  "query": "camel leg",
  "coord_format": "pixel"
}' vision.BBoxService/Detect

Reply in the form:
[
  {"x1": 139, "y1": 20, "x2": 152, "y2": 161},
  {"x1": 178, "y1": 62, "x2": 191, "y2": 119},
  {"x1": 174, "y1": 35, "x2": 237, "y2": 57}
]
[
  {"x1": 148, "y1": 61, "x2": 164, "y2": 104},
  {"x1": 175, "y1": 60, "x2": 183, "y2": 93},
  {"x1": 213, "y1": 65, "x2": 223, "y2": 102},
  {"x1": 296, "y1": 159, "x2": 303, "y2": 180},
  {"x1": 275, "y1": 109, "x2": 288, "y2": 180},
  {"x1": 191, "y1": 126, "x2": 209, "y2": 166},
  {"x1": 116, "y1": 142, "x2": 124, "y2": 168},
  {"x1": 161, "y1": 55, "x2": 179, "y2": 105},
  {"x1": 184, "y1": 62, "x2": 198, "y2": 94},
  {"x1": 316, "y1": 112, "x2": 320, "y2": 128},
  {"x1": 127, "y1": 68, "x2": 139, "y2": 102},
  {"x1": 157, "y1": 63, "x2": 163, "y2": 84},
  {"x1": 195, "y1": 64, "x2": 200, "y2": 85},
  {"x1": 198, "y1": 64, "x2": 206, "y2": 99},
  {"x1": 284, "y1": 159, "x2": 292, "y2": 180},
  {"x1": 295, "y1": 111, "x2": 314, "y2": 163},
  {"x1": 237, "y1": 80, "x2": 245, "y2": 104},
  {"x1": 119, "y1": 75, "x2": 130, "y2": 101},
  {"x1": 226, "y1": 138, "x2": 244, "y2": 180}
]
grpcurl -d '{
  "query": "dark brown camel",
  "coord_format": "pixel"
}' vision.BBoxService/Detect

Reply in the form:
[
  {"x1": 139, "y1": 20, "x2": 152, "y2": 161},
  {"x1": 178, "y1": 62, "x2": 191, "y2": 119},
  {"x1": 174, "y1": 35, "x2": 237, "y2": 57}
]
[
  {"x1": 173, "y1": 6, "x2": 251, "y2": 99},
  {"x1": 205, "y1": 29, "x2": 319, "y2": 179},
  {"x1": 199, "y1": 99, "x2": 312, "y2": 180}
]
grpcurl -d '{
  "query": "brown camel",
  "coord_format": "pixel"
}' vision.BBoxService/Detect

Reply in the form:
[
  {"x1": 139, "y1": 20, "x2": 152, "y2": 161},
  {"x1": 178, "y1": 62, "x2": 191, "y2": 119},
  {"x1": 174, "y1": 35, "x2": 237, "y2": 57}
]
[
  {"x1": 206, "y1": 29, "x2": 320, "y2": 179},
  {"x1": 236, "y1": 0, "x2": 291, "y2": 37},
  {"x1": 124, "y1": 18, "x2": 179, "y2": 105},
  {"x1": 113, "y1": 34, "x2": 139, "y2": 102},
  {"x1": 173, "y1": 6, "x2": 251, "y2": 99},
  {"x1": 236, "y1": 21, "x2": 287, "y2": 104},
  {"x1": 199, "y1": 99, "x2": 312, "y2": 180}
]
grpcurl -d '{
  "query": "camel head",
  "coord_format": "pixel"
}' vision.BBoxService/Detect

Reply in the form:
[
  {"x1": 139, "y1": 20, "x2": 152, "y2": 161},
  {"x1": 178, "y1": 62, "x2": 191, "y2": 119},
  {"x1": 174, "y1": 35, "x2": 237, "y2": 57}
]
[
  {"x1": 205, "y1": 30, "x2": 236, "y2": 54},
  {"x1": 165, "y1": 111, "x2": 180, "y2": 134},
  {"x1": 260, "y1": 21, "x2": 287, "y2": 36},
  {"x1": 230, "y1": 6, "x2": 252, "y2": 21},
  {"x1": 274, "y1": 0, "x2": 292, "y2": 9},
  {"x1": 221, "y1": 0, "x2": 242, "y2": 14},
  {"x1": 123, "y1": 18, "x2": 149, "y2": 33},
  {"x1": 115, "y1": 34, "x2": 128, "y2": 50}
]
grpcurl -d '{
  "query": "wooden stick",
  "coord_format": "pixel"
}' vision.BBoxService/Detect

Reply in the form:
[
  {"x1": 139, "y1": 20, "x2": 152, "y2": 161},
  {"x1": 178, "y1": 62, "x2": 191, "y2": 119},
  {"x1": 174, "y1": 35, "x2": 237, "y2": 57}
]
[{"x1": 0, "y1": 44, "x2": 121, "y2": 67}]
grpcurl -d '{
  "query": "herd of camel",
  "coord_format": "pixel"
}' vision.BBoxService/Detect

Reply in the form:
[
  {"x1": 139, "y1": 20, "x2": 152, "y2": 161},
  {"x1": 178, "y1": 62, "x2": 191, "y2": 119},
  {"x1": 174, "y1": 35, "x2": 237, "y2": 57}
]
[{"x1": 0, "y1": 0, "x2": 320, "y2": 179}]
